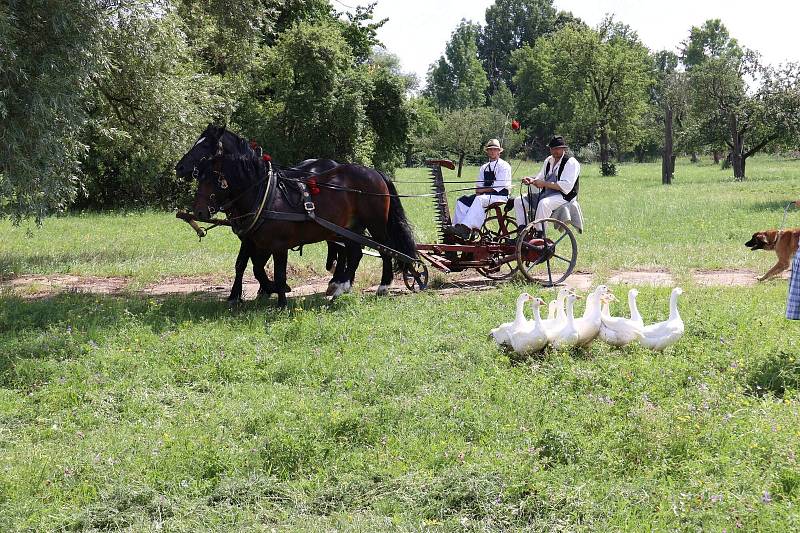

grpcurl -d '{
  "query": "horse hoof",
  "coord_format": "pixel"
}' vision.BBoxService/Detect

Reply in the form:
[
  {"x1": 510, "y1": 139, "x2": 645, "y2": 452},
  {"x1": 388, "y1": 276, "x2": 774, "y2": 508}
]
[
  {"x1": 327, "y1": 281, "x2": 349, "y2": 297},
  {"x1": 376, "y1": 284, "x2": 389, "y2": 296}
]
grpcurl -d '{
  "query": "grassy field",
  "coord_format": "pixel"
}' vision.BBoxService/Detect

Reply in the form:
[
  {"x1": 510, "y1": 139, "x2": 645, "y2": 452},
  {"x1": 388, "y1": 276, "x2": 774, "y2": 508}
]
[{"x1": 1, "y1": 156, "x2": 800, "y2": 530}]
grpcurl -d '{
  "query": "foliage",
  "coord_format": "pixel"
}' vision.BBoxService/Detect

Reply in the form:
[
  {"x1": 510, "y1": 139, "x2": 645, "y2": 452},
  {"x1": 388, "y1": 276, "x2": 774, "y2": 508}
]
[
  {"x1": 477, "y1": 0, "x2": 559, "y2": 92},
  {"x1": 513, "y1": 18, "x2": 653, "y2": 167},
  {"x1": 680, "y1": 18, "x2": 742, "y2": 70},
  {"x1": 690, "y1": 50, "x2": 800, "y2": 179},
  {"x1": 78, "y1": 2, "x2": 226, "y2": 209},
  {"x1": 0, "y1": 0, "x2": 107, "y2": 222},
  {"x1": 425, "y1": 20, "x2": 488, "y2": 110}
]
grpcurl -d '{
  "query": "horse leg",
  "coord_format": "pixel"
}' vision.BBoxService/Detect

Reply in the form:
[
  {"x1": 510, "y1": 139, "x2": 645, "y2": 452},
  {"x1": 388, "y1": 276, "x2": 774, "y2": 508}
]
[
  {"x1": 272, "y1": 248, "x2": 289, "y2": 308},
  {"x1": 228, "y1": 242, "x2": 249, "y2": 303},
  {"x1": 342, "y1": 242, "x2": 363, "y2": 295},
  {"x1": 325, "y1": 241, "x2": 341, "y2": 273},
  {"x1": 326, "y1": 242, "x2": 350, "y2": 296},
  {"x1": 251, "y1": 249, "x2": 275, "y2": 298},
  {"x1": 376, "y1": 253, "x2": 393, "y2": 296}
]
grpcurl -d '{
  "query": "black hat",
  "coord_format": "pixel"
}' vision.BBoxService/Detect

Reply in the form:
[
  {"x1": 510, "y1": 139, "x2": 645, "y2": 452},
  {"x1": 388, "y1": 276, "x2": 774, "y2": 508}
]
[{"x1": 547, "y1": 135, "x2": 567, "y2": 149}]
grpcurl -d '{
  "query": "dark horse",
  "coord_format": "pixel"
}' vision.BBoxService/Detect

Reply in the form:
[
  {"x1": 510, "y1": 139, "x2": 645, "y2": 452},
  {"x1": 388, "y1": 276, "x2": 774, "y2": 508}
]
[
  {"x1": 176, "y1": 130, "x2": 350, "y2": 302},
  {"x1": 175, "y1": 124, "x2": 417, "y2": 306}
]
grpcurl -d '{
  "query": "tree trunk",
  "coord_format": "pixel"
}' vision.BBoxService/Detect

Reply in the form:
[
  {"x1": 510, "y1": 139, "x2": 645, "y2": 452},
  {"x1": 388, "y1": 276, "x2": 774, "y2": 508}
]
[
  {"x1": 457, "y1": 152, "x2": 465, "y2": 177},
  {"x1": 728, "y1": 112, "x2": 745, "y2": 180},
  {"x1": 670, "y1": 155, "x2": 676, "y2": 176},
  {"x1": 599, "y1": 127, "x2": 610, "y2": 167},
  {"x1": 712, "y1": 150, "x2": 721, "y2": 164},
  {"x1": 690, "y1": 152, "x2": 698, "y2": 163},
  {"x1": 662, "y1": 105, "x2": 674, "y2": 185}
]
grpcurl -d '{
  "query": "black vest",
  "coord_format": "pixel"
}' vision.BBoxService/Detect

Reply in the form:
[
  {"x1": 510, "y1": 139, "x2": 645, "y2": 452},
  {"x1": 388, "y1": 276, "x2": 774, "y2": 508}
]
[{"x1": 545, "y1": 156, "x2": 579, "y2": 201}]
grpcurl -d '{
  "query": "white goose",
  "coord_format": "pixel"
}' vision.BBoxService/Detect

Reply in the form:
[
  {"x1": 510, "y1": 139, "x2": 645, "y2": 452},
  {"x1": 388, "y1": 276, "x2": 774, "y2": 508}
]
[
  {"x1": 490, "y1": 292, "x2": 532, "y2": 347},
  {"x1": 599, "y1": 291, "x2": 644, "y2": 347},
  {"x1": 574, "y1": 285, "x2": 608, "y2": 346},
  {"x1": 546, "y1": 299, "x2": 558, "y2": 321},
  {"x1": 510, "y1": 297, "x2": 549, "y2": 354},
  {"x1": 640, "y1": 287, "x2": 685, "y2": 351},
  {"x1": 551, "y1": 292, "x2": 581, "y2": 349},
  {"x1": 541, "y1": 287, "x2": 573, "y2": 342}
]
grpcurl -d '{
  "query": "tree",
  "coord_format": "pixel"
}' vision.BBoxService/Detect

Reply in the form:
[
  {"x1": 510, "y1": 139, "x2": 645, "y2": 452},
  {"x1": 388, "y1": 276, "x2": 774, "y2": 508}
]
[
  {"x1": 0, "y1": 0, "x2": 106, "y2": 222},
  {"x1": 513, "y1": 18, "x2": 652, "y2": 174},
  {"x1": 680, "y1": 19, "x2": 741, "y2": 70},
  {"x1": 422, "y1": 107, "x2": 509, "y2": 176},
  {"x1": 79, "y1": 2, "x2": 226, "y2": 209},
  {"x1": 651, "y1": 51, "x2": 689, "y2": 184},
  {"x1": 691, "y1": 55, "x2": 800, "y2": 179},
  {"x1": 478, "y1": 0, "x2": 558, "y2": 92},
  {"x1": 425, "y1": 21, "x2": 488, "y2": 110}
]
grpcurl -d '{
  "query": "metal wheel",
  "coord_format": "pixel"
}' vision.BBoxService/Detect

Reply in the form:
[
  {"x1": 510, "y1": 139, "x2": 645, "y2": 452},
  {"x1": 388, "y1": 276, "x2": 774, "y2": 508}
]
[
  {"x1": 476, "y1": 213, "x2": 518, "y2": 280},
  {"x1": 403, "y1": 261, "x2": 429, "y2": 291},
  {"x1": 480, "y1": 213, "x2": 518, "y2": 242},
  {"x1": 516, "y1": 218, "x2": 577, "y2": 286},
  {"x1": 476, "y1": 255, "x2": 517, "y2": 280}
]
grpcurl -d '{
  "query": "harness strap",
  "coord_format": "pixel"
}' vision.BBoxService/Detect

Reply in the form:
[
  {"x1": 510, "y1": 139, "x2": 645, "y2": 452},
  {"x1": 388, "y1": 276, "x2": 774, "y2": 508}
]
[{"x1": 237, "y1": 163, "x2": 274, "y2": 236}]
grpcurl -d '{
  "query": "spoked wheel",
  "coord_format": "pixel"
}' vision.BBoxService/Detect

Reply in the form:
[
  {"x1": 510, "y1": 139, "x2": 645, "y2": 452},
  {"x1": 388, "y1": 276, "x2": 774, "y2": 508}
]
[
  {"x1": 476, "y1": 214, "x2": 518, "y2": 280},
  {"x1": 516, "y1": 219, "x2": 577, "y2": 287},
  {"x1": 480, "y1": 213, "x2": 518, "y2": 243},
  {"x1": 403, "y1": 261, "x2": 429, "y2": 291}
]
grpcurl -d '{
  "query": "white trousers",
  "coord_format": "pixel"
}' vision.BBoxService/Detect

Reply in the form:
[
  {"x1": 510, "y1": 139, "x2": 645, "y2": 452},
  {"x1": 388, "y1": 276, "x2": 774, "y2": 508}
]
[
  {"x1": 514, "y1": 194, "x2": 568, "y2": 230},
  {"x1": 454, "y1": 194, "x2": 509, "y2": 230}
]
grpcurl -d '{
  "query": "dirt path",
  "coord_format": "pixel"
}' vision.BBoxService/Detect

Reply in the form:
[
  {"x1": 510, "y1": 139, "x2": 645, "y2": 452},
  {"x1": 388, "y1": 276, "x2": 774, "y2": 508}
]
[{"x1": 1, "y1": 268, "x2": 790, "y2": 300}]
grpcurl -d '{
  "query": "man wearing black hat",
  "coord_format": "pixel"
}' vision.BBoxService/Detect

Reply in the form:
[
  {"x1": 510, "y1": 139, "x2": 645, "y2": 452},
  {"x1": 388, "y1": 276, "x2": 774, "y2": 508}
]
[{"x1": 513, "y1": 135, "x2": 580, "y2": 232}]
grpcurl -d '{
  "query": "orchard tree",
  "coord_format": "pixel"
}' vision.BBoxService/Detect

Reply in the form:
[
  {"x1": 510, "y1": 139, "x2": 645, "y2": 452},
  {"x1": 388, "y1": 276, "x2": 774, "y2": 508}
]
[
  {"x1": 426, "y1": 21, "x2": 488, "y2": 110},
  {"x1": 691, "y1": 55, "x2": 800, "y2": 180},
  {"x1": 651, "y1": 50, "x2": 689, "y2": 184}
]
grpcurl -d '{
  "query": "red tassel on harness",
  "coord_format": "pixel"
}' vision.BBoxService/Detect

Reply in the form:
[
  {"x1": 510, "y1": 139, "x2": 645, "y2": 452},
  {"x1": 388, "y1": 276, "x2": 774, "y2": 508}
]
[
  {"x1": 262, "y1": 153, "x2": 271, "y2": 162},
  {"x1": 307, "y1": 177, "x2": 321, "y2": 195}
]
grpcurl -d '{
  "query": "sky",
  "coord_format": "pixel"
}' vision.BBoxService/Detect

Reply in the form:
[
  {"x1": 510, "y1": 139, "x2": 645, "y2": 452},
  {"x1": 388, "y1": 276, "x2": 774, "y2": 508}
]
[{"x1": 332, "y1": 0, "x2": 800, "y2": 83}]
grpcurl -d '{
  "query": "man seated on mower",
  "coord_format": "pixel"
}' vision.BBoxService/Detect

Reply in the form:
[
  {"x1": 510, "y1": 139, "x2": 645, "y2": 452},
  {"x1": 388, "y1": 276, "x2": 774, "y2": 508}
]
[
  {"x1": 444, "y1": 138, "x2": 512, "y2": 240},
  {"x1": 513, "y1": 135, "x2": 580, "y2": 236}
]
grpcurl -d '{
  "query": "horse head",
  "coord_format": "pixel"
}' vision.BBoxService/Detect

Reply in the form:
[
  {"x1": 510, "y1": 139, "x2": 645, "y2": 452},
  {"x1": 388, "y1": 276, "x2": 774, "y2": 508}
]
[
  {"x1": 175, "y1": 123, "x2": 226, "y2": 179},
  {"x1": 192, "y1": 151, "x2": 263, "y2": 222}
]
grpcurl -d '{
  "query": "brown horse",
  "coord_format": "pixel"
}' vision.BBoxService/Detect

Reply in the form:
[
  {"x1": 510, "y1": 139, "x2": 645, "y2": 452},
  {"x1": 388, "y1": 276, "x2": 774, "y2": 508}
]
[{"x1": 178, "y1": 125, "x2": 417, "y2": 306}]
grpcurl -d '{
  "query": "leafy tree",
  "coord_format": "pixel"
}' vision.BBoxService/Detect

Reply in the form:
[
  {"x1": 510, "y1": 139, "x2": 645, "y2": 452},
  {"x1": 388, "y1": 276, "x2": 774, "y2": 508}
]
[
  {"x1": 422, "y1": 107, "x2": 510, "y2": 176},
  {"x1": 478, "y1": 0, "x2": 558, "y2": 92},
  {"x1": 426, "y1": 21, "x2": 488, "y2": 110},
  {"x1": 513, "y1": 18, "x2": 652, "y2": 174},
  {"x1": 79, "y1": 2, "x2": 225, "y2": 209},
  {"x1": 405, "y1": 97, "x2": 442, "y2": 166},
  {"x1": 690, "y1": 55, "x2": 800, "y2": 179},
  {"x1": 0, "y1": 0, "x2": 106, "y2": 222},
  {"x1": 680, "y1": 19, "x2": 742, "y2": 70}
]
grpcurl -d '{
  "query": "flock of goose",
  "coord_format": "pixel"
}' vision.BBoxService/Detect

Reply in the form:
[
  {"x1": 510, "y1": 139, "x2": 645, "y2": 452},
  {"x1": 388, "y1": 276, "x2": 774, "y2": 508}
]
[{"x1": 491, "y1": 285, "x2": 684, "y2": 354}]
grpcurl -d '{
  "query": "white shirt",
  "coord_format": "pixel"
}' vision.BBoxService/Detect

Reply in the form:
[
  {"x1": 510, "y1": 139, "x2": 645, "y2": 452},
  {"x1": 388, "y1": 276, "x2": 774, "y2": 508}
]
[
  {"x1": 477, "y1": 158, "x2": 512, "y2": 193},
  {"x1": 534, "y1": 155, "x2": 580, "y2": 195}
]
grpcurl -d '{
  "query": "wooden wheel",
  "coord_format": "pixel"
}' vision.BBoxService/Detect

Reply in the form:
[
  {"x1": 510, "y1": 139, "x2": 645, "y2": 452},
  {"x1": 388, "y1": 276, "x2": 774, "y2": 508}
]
[
  {"x1": 403, "y1": 261, "x2": 429, "y2": 291},
  {"x1": 516, "y1": 219, "x2": 577, "y2": 286}
]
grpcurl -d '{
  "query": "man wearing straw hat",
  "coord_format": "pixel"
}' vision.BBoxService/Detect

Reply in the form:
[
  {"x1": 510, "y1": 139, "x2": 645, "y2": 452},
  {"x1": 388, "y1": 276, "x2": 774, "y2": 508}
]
[
  {"x1": 444, "y1": 138, "x2": 512, "y2": 240},
  {"x1": 513, "y1": 135, "x2": 580, "y2": 233}
]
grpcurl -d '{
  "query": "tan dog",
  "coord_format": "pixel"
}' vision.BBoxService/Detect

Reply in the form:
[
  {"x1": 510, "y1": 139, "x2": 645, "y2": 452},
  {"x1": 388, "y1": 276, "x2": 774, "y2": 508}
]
[{"x1": 745, "y1": 229, "x2": 800, "y2": 280}]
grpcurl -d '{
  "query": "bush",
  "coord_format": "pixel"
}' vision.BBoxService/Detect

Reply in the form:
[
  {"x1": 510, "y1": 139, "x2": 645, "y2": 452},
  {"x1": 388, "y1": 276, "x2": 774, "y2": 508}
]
[{"x1": 600, "y1": 161, "x2": 617, "y2": 176}]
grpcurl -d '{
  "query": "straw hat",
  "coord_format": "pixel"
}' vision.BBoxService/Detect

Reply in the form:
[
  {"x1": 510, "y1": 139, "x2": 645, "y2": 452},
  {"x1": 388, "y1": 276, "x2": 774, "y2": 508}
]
[{"x1": 484, "y1": 138, "x2": 504, "y2": 153}]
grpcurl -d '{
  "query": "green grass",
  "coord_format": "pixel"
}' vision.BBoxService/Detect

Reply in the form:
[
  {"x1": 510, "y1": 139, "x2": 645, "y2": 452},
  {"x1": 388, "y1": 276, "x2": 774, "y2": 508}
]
[
  {"x1": 2, "y1": 155, "x2": 800, "y2": 284},
  {"x1": 2, "y1": 156, "x2": 800, "y2": 530}
]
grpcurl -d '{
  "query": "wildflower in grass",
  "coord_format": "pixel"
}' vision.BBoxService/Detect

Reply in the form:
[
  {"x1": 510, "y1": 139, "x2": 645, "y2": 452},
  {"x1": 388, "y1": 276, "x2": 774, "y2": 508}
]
[
  {"x1": 762, "y1": 491, "x2": 772, "y2": 503},
  {"x1": 710, "y1": 494, "x2": 723, "y2": 503}
]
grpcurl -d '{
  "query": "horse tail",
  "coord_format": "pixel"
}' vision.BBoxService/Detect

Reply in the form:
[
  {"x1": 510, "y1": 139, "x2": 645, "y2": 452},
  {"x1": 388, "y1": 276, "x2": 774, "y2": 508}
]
[{"x1": 380, "y1": 172, "x2": 418, "y2": 271}]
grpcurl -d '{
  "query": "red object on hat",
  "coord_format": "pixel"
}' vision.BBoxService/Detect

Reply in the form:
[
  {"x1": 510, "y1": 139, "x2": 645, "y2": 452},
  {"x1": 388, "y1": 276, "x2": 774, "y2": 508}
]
[
  {"x1": 511, "y1": 119, "x2": 521, "y2": 131},
  {"x1": 262, "y1": 153, "x2": 271, "y2": 162}
]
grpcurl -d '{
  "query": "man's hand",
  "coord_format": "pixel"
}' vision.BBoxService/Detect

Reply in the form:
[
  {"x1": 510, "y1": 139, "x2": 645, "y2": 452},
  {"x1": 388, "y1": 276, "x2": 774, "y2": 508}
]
[
  {"x1": 532, "y1": 178, "x2": 546, "y2": 189},
  {"x1": 521, "y1": 176, "x2": 534, "y2": 185}
]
